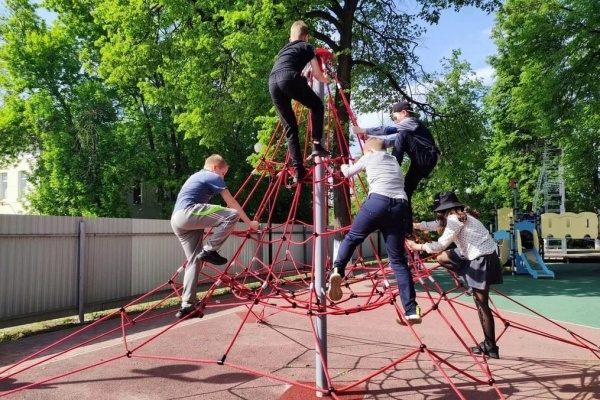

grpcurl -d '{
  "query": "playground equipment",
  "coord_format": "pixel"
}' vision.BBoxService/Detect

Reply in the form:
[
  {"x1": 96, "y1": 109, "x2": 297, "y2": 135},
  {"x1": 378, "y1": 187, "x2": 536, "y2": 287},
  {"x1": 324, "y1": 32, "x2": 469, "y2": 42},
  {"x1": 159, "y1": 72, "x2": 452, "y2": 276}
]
[
  {"x1": 2, "y1": 49, "x2": 599, "y2": 400},
  {"x1": 533, "y1": 146, "x2": 565, "y2": 213},
  {"x1": 514, "y1": 221, "x2": 555, "y2": 279},
  {"x1": 493, "y1": 230, "x2": 510, "y2": 267},
  {"x1": 495, "y1": 207, "x2": 600, "y2": 277},
  {"x1": 494, "y1": 208, "x2": 555, "y2": 279},
  {"x1": 540, "y1": 212, "x2": 600, "y2": 260},
  {"x1": 493, "y1": 208, "x2": 512, "y2": 270}
]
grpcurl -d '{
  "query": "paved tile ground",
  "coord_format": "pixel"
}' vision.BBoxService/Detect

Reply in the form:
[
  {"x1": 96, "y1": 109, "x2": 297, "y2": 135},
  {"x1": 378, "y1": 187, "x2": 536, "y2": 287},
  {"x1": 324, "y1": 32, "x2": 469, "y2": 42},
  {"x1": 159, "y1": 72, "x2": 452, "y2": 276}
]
[{"x1": 1, "y1": 273, "x2": 599, "y2": 399}]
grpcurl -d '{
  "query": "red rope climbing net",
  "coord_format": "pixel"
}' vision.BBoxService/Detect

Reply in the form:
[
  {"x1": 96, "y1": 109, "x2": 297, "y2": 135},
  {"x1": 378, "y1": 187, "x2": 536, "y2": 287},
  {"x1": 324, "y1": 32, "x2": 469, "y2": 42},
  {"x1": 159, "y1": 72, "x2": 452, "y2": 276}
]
[{"x1": 1, "y1": 49, "x2": 598, "y2": 399}]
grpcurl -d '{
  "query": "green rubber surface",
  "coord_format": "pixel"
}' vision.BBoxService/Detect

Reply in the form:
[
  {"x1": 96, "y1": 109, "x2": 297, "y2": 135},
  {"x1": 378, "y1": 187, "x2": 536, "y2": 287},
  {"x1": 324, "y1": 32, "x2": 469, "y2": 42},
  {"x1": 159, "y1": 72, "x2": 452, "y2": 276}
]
[{"x1": 426, "y1": 262, "x2": 600, "y2": 329}]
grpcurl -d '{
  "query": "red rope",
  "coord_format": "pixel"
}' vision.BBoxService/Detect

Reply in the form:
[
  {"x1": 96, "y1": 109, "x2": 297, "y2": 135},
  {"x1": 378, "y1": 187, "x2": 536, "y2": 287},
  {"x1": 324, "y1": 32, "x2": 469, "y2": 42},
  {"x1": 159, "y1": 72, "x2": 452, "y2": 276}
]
[{"x1": 2, "y1": 48, "x2": 598, "y2": 400}]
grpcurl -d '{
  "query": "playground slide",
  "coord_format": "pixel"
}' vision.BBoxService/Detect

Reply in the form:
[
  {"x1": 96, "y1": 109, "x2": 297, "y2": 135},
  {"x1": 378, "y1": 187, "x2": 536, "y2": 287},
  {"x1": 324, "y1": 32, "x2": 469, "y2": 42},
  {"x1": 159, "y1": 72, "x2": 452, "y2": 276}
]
[
  {"x1": 517, "y1": 248, "x2": 555, "y2": 279},
  {"x1": 493, "y1": 230, "x2": 510, "y2": 266},
  {"x1": 513, "y1": 221, "x2": 555, "y2": 279}
]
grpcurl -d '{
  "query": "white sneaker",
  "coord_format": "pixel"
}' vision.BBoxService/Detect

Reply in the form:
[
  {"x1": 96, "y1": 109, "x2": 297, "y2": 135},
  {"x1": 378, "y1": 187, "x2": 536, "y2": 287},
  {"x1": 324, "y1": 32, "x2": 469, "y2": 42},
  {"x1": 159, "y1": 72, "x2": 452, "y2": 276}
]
[
  {"x1": 406, "y1": 313, "x2": 422, "y2": 324},
  {"x1": 396, "y1": 305, "x2": 422, "y2": 326},
  {"x1": 328, "y1": 268, "x2": 343, "y2": 301}
]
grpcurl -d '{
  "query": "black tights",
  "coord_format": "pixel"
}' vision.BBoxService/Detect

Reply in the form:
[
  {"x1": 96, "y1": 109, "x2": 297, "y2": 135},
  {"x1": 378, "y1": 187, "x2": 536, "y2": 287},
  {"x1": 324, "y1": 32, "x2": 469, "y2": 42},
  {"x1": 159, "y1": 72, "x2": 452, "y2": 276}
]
[
  {"x1": 436, "y1": 252, "x2": 496, "y2": 345},
  {"x1": 472, "y1": 288, "x2": 496, "y2": 345}
]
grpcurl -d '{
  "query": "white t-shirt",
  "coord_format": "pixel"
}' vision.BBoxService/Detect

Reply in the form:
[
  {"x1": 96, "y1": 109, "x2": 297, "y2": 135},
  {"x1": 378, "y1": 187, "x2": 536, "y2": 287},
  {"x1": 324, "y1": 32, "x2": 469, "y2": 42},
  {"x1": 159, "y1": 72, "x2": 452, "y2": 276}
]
[{"x1": 343, "y1": 150, "x2": 407, "y2": 200}]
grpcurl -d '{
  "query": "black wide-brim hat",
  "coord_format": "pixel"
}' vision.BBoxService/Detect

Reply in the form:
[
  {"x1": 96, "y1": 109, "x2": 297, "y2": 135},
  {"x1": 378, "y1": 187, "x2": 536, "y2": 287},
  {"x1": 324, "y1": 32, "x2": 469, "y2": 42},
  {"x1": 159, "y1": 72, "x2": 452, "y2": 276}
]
[{"x1": 432, "y1": 191, "x2": 464, "y2": 212}]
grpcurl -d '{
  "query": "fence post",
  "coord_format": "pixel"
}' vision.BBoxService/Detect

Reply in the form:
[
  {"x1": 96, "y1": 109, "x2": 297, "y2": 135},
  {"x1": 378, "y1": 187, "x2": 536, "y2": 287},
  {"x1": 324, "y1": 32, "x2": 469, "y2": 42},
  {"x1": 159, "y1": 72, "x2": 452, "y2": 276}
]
[{"x1": 77, "y1": 220, "x2": 86, "y2": 323}]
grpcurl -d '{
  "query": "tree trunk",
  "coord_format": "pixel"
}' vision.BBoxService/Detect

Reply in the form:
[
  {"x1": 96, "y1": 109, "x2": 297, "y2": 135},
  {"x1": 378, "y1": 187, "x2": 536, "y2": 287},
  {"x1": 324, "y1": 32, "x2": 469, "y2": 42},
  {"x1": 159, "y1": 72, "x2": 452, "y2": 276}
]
[{"x1": 332, "y1": 52, "x2": 352, "y2": 242}]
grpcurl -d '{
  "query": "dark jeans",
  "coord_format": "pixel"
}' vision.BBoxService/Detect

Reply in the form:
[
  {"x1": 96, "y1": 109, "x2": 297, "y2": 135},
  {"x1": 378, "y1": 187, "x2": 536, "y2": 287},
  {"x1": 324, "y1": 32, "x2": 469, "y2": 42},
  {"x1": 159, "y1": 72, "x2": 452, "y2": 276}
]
[
  {"x1": 269, "y1": 74, "x2": 324, "y2": 168},
  {"x1": 333, "y1": 193, "x2": 417, "y2": 315}
]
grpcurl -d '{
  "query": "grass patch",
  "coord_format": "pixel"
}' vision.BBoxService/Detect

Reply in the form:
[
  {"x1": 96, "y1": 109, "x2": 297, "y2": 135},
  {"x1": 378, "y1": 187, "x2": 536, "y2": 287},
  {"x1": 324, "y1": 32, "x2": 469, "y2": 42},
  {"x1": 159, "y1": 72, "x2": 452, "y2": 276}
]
[{"x1": 0, "y1": 273, "x2": 312, "y2": 344}]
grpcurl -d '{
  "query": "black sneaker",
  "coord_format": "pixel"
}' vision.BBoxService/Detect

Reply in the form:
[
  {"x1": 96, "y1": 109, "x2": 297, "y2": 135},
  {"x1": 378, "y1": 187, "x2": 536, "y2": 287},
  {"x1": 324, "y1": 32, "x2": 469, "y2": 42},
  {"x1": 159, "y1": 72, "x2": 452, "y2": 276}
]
[
  {"x1": 175, "y1": 305, "x2": 198, "y2": 319},
  {"x1": 293, "y1": 166, "x2": 307, "y2": 184},
  {"x1": 199, "y1": 250, "x2": 228, "y2": 265},
  {"x1": 311, "y1": 142, "x2": 330, "y2": 157},
  {"x1": 470, "y1": 340, "x2": 499, "y2": 359}
]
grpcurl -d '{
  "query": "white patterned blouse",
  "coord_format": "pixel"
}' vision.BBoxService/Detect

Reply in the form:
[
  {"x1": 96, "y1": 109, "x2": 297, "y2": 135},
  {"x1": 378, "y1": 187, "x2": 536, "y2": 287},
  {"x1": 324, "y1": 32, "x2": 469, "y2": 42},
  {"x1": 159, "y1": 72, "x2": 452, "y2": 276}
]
[{"x1": 417, "y1": 214, "x2": 497, "y2": 260}]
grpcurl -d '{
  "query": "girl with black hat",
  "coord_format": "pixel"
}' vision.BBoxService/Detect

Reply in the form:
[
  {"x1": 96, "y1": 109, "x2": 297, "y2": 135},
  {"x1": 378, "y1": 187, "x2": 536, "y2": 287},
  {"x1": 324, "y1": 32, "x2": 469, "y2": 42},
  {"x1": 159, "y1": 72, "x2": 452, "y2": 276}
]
[{"x1": 406, "y1": 191, "x2": 503, "y2": 359}]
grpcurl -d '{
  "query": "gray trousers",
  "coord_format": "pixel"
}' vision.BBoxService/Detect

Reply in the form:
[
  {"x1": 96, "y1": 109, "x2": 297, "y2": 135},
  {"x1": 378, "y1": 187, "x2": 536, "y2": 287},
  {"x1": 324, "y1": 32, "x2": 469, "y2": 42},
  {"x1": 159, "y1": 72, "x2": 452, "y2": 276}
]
[{"x1": 171, "y1": 204, "x2": 240, "y2": 307}]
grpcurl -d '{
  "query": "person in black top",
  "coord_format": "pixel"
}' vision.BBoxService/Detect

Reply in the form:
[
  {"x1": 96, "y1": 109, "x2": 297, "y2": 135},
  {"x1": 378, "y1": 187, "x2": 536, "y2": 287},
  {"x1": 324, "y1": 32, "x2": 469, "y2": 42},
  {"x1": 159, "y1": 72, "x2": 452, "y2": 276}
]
[
  {"x1": 269, "y1": 20, "x2": 331, "y2": 184},
  {"x1": 353, "y1": 102, "x2": 440, "y2": 232}
]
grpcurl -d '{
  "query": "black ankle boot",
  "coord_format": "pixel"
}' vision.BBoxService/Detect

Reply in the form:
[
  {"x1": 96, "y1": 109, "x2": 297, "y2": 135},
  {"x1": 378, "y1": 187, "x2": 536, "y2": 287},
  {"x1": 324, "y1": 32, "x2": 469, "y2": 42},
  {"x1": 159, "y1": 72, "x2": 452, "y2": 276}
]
[{"x1": 470, "y1": 340, "x2": 499, "y2": 359}]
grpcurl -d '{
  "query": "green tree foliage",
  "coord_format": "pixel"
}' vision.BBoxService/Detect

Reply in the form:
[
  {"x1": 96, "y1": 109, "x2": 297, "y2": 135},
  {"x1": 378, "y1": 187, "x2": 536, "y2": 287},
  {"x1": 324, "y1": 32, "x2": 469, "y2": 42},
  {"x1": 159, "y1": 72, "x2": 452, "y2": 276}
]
[
  {"x1": 0, "y1": 0, "x2": 502, "y2": 221},
  {"x1": 414, "y1": 50, "x2": 495, "y2": 225},
  {"x1": 0, "y1": 1, "x2": 136, "y2": 216},
  {"x1": 75, "y1": 0, "x2": 288, "y2": 218},
  {"x1": 487, "y1": 0, "x2": 600, "y2": 212},
  {"x1": 301, "y1": 0, "x2": 500, "y2": 234}
]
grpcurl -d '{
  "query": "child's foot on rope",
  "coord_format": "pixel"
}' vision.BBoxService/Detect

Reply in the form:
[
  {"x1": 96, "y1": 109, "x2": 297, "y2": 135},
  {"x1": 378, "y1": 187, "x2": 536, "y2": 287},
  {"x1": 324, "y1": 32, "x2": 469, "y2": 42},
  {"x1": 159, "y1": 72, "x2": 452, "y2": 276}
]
[
  {"x1": 396, "y1": 305, "x2": 422, "y2": 326},
  {"x1": 310, "y1": 142, "x2": 330, "y2": 158},
  {"x1": 175, "y1": 304, "x2": 199, "y2": 319},
  {"x1": 293, "y1": 166, "x2": 307, "y2": 184},
  {"x1": 199, "y1": 250, "x2": 228, "y2": 265},
  {"x1": 328, "y1": 267, "x2": 344, "y2": 301}
]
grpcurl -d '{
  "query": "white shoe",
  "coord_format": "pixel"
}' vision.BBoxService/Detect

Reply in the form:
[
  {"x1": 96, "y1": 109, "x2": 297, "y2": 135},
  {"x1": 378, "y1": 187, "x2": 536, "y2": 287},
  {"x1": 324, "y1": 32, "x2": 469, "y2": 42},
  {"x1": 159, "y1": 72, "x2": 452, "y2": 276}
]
[
  {"x1": 328, "y1": 268, "x2": 343, "y2": 301},
  {"x1": 396, "y1": 305, "x2": 422, "y2": 326}
]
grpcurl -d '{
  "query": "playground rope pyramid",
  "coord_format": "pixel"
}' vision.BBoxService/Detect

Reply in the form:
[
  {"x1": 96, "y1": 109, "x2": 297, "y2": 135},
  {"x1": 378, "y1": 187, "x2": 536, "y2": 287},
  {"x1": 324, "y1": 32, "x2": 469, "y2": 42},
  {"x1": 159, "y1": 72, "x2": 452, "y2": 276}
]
[{"x1": 1, "y1": 50, "x2": 598, "y2": 400}]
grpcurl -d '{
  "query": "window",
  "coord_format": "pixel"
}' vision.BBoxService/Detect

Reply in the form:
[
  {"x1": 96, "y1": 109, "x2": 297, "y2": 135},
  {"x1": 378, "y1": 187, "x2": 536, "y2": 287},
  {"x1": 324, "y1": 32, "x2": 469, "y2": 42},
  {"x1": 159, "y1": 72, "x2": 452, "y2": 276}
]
[
  {"x1": 0, "y1": 173, "x2": 7, "y2": 200},
  {"x1": 18, "y1": 171, "x2": 28, "y2": 199}
]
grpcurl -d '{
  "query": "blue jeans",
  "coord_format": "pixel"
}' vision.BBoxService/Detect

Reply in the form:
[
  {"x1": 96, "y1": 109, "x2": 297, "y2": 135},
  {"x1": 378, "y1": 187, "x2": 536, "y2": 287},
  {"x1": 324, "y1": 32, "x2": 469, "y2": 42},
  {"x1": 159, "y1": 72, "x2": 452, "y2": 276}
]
[{"x1": 333, "y1": 193, "x2": 417, "y2": 315}]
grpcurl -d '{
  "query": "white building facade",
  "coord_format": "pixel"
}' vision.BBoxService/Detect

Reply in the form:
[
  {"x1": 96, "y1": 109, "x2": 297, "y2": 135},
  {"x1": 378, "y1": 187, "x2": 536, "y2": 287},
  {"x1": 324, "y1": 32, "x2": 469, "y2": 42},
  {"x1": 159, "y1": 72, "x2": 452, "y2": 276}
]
[{"x1": 0, "y1": 156, "x2": 32, "y2": 214}]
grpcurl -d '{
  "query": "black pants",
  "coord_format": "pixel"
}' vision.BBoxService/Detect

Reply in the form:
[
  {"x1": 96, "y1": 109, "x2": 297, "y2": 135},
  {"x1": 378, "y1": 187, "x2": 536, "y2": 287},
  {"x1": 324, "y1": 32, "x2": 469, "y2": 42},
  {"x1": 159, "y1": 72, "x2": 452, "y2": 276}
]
[
  {"x1": 403, "y1": 157, "x2": 437, "y2": 199},
  {"x1": 394, "y1": 149, "x2": 438, "y2": 232},
  {"x1": 269, "y1": 74, "x2": 324, "y2": 168}
]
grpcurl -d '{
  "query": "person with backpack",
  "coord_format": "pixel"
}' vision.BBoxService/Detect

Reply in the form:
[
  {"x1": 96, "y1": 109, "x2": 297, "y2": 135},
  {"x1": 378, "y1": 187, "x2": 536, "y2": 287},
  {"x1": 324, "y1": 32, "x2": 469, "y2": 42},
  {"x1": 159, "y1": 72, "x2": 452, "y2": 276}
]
[{"x1": 353, "y1": 102, "x2": 440, "y2": 232}]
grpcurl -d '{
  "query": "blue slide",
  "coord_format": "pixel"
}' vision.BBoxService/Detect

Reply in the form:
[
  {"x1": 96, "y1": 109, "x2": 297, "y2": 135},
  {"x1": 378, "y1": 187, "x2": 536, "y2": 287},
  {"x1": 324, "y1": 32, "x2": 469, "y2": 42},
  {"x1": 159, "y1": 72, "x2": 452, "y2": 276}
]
[{"x1": 514, "y1": 221, "x2": 555, "y2": 279}]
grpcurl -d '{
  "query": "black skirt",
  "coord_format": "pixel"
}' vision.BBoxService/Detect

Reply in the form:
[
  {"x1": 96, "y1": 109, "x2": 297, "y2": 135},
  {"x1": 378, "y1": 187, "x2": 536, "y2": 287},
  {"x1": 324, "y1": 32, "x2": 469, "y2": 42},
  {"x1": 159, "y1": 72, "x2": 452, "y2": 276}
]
[{"x1": 448, "y1": 248, "x2": 503, "y2": 290}]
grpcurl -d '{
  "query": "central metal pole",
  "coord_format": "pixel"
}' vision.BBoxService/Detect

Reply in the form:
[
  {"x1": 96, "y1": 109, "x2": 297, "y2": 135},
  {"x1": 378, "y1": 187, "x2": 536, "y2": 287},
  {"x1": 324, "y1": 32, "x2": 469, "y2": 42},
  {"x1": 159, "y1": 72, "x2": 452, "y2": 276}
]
[{"x1": 313, "y1": 79, "x2": 328, "y2": 397}]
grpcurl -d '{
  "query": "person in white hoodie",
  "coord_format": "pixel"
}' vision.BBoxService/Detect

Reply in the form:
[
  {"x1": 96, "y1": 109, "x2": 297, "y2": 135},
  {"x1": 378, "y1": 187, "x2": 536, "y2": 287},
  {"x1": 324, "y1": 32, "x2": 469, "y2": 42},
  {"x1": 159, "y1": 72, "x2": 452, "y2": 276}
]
[{"x1": 406, "y1": 191, "x2": 503, "y2": 359}]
